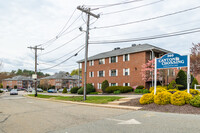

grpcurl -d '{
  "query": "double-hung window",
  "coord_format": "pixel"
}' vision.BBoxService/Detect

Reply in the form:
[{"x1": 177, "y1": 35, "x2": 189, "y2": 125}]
[{"x1": 123, "y1": 68, "x2": 130, "y2": 76}]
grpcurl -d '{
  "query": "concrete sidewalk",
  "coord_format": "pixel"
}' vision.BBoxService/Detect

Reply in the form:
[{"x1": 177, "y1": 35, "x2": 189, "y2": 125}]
[{"x1": 33, "y1": 92, "x2": 143, "y2": 99}]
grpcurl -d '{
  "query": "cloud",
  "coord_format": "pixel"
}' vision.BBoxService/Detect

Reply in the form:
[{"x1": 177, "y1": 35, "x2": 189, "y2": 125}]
[{"x1": 0, "y1": 0, "x2": 200, "y2": 74}]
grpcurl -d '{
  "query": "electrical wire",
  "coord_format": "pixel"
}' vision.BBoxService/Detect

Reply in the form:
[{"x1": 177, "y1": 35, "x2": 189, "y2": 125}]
[
  {"x1": 90, "y1": 27, "x2": 200, "y2": 44},
  {"x1": 39, "y1": 44, "x2": 85, "y2": 64},
  {"x1": 92, "y1": 5, "x2": 200, "y2": 29},
  {"x1": 86, "y1": 0, "x2": 144, "y2": 10},
  {"x1": 91, "y1": 18, "x2": 200, "y2": 39},
  {"x1": 40, "y1": 33, "x2": 84, "y2": 56},
  {"x1": 102, "y1": 0, "x2": 164, "y2": 15},
  {"x1": 39, "y1": 46, "x2": 85, "y2": 71},
  {"x1": 57, "y1": 8, "x2": 77, "y2": 37}
]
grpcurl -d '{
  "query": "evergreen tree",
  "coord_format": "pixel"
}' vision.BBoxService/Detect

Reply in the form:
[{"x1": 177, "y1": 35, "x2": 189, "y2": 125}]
[
  {"x1": 102, "y1": 80, "x2": 109, "y2": 93},
  {"x1": 176, "y1": 70, "x2": 187, "y2": 90},
  {"x1": 191, "y1": 78, "x2": 199, "y2": 89}
]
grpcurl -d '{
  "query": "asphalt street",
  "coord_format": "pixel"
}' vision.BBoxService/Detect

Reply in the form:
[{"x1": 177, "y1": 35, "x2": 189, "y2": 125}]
[{"x1": 0, "y1": 92, "x2": 200, "y2": 133}]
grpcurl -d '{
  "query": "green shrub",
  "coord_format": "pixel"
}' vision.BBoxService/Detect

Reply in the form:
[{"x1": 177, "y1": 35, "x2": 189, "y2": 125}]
[
  {"x1": 184, "y1": 89, "x2": 200, "y2": 95},
  {"x1": 171, "y1": 91, "x2": 193, "y2": 106},
  {"x1": 176, "y1": 70, "x2": 187, "y2": 89},
  {"x1": 139, "y1": 93, "x2": 154, "y2": 104},
  {"x1": 102, "y1": 80, "x2": 109, "y2": 93},
  {"x1": 142, "y1": 89, "x2": 149, "y2": 93},
  {"x1": 62, "y1": 88, "x2": 67, "y2": 93},
  {"x1": 136, "y1": 85, "x2": 144, "y2": 90},
  {"x1": 77, "y1": 84, "x2": 95, "y2": 94},
  {"x1": 89, "y1": 92, "x2": 99, "y2": 95},
  {"x1": 168, "y1": 80, "x2": 176, "y2": 89},
  {"x1": 70, "y1": 87, "x2": 80, "y2": 94},
  {"x1": 14, "y1": 85, "x2": 17, "y2": 89},
  {"x1": 190, "y1": 96, "x2": 200, "y2": 107},
  {"x1": 191, "y1": 78, "x2": 199, "y2": 89},
  {"x1": 105, "y1": 86, "x2": 133, "y2": 93},
  {"x1": 114, "y1": 90, "x2": 121, "y2": 94},
  {"x1": 134, "y1": 89, "x2": 143, "y2": 93},
  {"x1": 0, "y1": 90, "x2": 3, "y2": 93},
  {"x1": 154, "y1": 91, "x2": 172, "y2": 105}
]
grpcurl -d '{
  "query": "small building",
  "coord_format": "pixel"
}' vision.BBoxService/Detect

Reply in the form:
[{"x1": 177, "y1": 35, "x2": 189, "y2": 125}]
[
  {"x1": 40, "y1": 72, "x2": 80, "y2": 89},
  {"x1": 2, "y1": 75, "x2": 33, "y2": 89},
  {"x1": 77, "y1": 44, "x2": 177, "y2": 91}
]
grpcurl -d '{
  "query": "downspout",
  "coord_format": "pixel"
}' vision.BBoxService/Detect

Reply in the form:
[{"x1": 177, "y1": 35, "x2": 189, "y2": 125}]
[{"x1": 150, "y1": 49, "x2": 155, "y2": 87}]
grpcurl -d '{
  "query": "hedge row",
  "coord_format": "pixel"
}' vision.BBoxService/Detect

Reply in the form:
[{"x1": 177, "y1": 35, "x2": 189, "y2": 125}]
[{"x1": 105, "y1": 86, "x2": 133, "y2": 93}]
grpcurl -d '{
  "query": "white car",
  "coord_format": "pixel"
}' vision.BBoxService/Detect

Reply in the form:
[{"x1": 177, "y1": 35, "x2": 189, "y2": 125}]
[{"x1": 10, "y1": 89, "x2": 18, "y2": 95}]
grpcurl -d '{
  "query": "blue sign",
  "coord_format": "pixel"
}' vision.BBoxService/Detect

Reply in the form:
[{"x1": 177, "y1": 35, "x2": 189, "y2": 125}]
[{"x1": 157, "y1": 53, "x2": 188, "y2": 69}]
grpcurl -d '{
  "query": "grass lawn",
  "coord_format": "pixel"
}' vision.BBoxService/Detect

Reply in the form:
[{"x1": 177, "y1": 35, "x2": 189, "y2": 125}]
[{"x1": 28, "y1": 94, "x2": 124, "y2": 104}]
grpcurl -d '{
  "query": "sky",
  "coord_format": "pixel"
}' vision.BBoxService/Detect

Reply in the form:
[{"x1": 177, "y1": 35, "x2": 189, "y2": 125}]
[{"x1": 0, "y1": 0, "x2": 200, "y2": 75}]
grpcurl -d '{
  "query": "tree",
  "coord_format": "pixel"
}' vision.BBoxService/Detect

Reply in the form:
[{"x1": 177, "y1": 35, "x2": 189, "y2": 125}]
[
  {"x1": 102, "y1": 80, "x2": 109, "y2": 93},
  {"x1": 190, "y1": 43, "x2": 200, "y2": 76},
  {"x1": 191, "y1": 78, "x2": 199, "y2": 89},
  {"x1": 14, "y1": 85, "x2": 17, "y2": 89},
  {"x1": 71, "y1": 69, "x2": 82, "y2": 76},
  {"x1": 176, "y1": 70, "x2": 187, "y2": 89},
  {"x1": 141, "y1": 59, "x2": 170, "y2": 86},
  {"x1": 62, "y1": 88, "x2": 67, "y2": 93},
  {"x1": 168, "y1": 80, "x2": 176, "y2": 89}
]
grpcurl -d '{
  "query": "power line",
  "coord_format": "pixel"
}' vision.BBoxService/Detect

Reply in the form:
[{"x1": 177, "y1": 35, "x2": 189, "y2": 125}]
[
  {"x1": 57, "y1": 8, "x2": 77, "y2": 37},
  {"x1": 40, "y1": 33, "x2": 84, "y2": 56},
  {"x1": 91, "y1": 18, "x2": 200, "y2": 39},
  {"x1": 90, "y1": 27, "x2": 200, "y2": 44},
  {"x1": 86, "y1": 0, "x2": 144, "y2": 10},
  {"x1": 92, "y1": 5, "x2": 200, "y2": 29},
  {"x1": 102, "y1": 0, "x2": 164, "y2": 15},
  {"x1": 39, "y1": 44, "x2": 85, "y2": 64},
  {"x1": 39, "y1": 46, "x2": 84, "y2": 71}
]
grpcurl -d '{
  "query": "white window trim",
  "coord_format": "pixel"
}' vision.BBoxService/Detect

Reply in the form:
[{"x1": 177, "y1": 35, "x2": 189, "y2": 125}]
[
  {"x1": 89, "y1": 72, "x2": 91, "y2": 77},
  {"x1": 128, "y1": 68, "x2": 130, "y2": 76},
  {"x1": 109, "y1": 57, "x2": 111, "y2": 63},
  {"x1": 123, "y1": 54, "x2": 130, "y2": 61},
  {"x1": 103, "y1": 58, "x2": 105, "y2": 64},
  {"x1": 116, "y1": 83, "x2": 118, "y2": 86},
  {"x1": 109, "y1": 70, "x2": 111, "y2": 76},
  {"x1": 97, "y1": 71, "x2": 99, "y2": 77},
  {"x1": 103, "y1": 71, "x2": 105, "y2": 77},
  {"x1": 116, "y1": 69, "x2": 118, "y2": 76},
  {"x1": 116, "y1": 56, "x2": 118, "y2": 62}
]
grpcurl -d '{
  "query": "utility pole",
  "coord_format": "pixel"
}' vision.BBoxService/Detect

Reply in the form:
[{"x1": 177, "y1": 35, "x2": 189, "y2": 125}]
[
  {"x1": 28, "y1": 46, "x2": 44, "y2": 97},
  {"x1": 77, "y1": 6, "x2": 100, "y2": 101}
]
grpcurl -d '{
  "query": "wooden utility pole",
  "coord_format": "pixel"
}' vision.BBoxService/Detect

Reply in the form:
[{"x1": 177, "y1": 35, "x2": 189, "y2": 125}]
[
  {"x1": 77, "y1": 6, "x2": 100, "y2": 101},
  {"x1": 28, "y1": 46, "x2": 44, "y2": 97}
]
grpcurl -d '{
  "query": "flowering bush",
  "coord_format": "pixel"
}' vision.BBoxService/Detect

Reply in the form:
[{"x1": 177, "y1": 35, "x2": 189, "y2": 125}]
[
  {"x1": 190, "y1": 95, "x2": 200, "y2": 107},
  {"x1": 139, "y1": 93, "x2": 154, "y2": 105},
  {"x1": 154, "y1": 91, "x2": 172, "y2": 105},
  {"x1": 184, "y1": 89, "x2": 200, "y2": 95},
  {"x1": 150, "y1": 86, "x2": 166, "y2": 94},
  {"x1": 171, "y1": 91, "x2": 193, "y2": 106}
]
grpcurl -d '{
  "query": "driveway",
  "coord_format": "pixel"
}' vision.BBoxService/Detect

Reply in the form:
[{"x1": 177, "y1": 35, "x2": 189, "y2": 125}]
[{"x1": 0, "y1": 92, "x2": 200, "y2": 133}]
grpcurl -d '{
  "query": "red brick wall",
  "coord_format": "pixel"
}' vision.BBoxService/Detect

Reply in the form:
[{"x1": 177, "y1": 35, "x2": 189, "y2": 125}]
[
  {"x1": 81, "y1": 52, "x2": 147, "y2": 91},
  {"x1": 196, "y1": 74, "x2": 200, "y2": 84}
]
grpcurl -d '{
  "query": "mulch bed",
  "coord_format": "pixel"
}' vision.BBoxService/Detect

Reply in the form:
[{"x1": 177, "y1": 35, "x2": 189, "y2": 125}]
[{"x1": 122, "y1": 98, "x2": 200, "y2": 114}]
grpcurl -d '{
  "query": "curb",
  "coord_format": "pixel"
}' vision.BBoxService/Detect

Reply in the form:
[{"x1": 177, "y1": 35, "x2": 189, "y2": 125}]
[{"x1": 24, "y1": 95, "x2": 142, "y2": 110}]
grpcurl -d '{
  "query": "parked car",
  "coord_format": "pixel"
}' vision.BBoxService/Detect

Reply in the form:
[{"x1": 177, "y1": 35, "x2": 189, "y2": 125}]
[
  {"x1": 58, "y1": 89, "x2": 63, "y2": 93},
  {"x1": 10, "y1": 89, "x2": 18, "y2": 95},
  {"x1": 0, "y1": 89, "x2": 8, "y2": 92},
  {"x1": 37, "y1": 88, "x2": 43, "y2": 92},
  {"x1": 47, "y1": 89, "x2": 56, "y2": 93}
]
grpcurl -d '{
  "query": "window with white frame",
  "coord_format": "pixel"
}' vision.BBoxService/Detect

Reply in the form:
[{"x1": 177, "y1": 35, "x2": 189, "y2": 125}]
[
  {"x1": 110, "y1": 69, "x2": 118, "y2": 76},
  {"x1": 89, "y1": 60, "x2": 94, "y2": 66},
  {"x1": 110, "y1": 83, "x2": 118, "y2": 86},
  {"x1": 99, "y1": 59, "x2": 105, "y2": 65},
  {"x1": 123, "y1": 68, "x2": 130, "y2": 76},
  {"x1": 123, "y1": 54, "x2": 129, "y2": 61},
  {"x1": 123, "y1": 83, "x2": 130, "y2": 86},
  {"x1": 98, "y1": 71, "x2": 105, "y2": 77},
  {"x1": 110, "y1": 56, "x2": 117, "y2": 63},
  {"x1": 89, "y1": 72, "x2": 94, "y2": 77},
  {"x1": 97, "y1": 83, "x2": 102, "y2": 89}
]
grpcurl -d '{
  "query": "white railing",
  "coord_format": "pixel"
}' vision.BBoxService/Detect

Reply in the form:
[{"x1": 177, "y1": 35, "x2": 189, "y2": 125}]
[{"x1": 194, "y1": 84, "x2": 200, "y2": 90}]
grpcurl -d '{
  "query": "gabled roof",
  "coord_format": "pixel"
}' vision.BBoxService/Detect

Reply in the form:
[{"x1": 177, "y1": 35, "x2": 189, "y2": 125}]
[
  {"x1": 77, "y1": 44, "x2": 172, "y2": 63},
  {"x1": 3, "y1": 76, "x2": 32, "y2": 81},
  {"x1": 40, "y1": 73, "x2": 79, "y2": 80}
]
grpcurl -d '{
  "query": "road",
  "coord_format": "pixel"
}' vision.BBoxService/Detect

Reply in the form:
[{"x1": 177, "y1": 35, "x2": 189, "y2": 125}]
[{"x1": 0, "y1": 92, "x2": 200, "y2": 133}]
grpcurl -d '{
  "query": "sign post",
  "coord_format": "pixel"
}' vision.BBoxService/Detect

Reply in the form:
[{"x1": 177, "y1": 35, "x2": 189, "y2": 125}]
[{"x1": 154, "y1": 53, "x2": 190, "y2": 95}]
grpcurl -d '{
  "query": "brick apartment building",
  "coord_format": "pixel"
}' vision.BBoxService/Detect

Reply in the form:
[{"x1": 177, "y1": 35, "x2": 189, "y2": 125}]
[
  {"x1": 2, "y1": 76, "x2": 33, "y2": 89},
  {"x1": 77, "y1": 44, "x2": 176, "y2": 91},
  {"x1": 40, "y1": 72, "x2": 80, "y2": 89}
]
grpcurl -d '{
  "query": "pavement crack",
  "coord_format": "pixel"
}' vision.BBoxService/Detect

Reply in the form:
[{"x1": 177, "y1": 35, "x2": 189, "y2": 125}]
[{"x1": 0, "y1": 114, "x2": 11, "y2": 123}]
